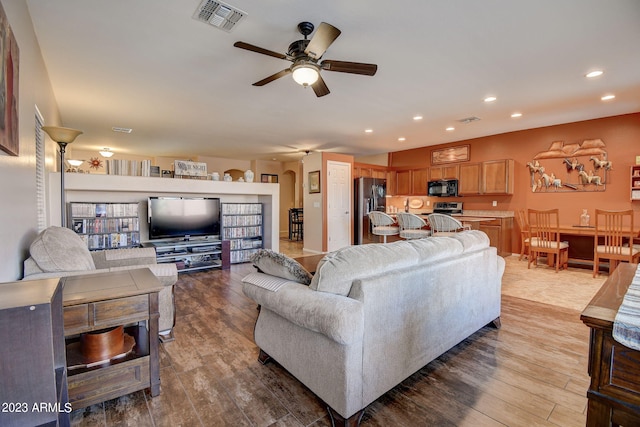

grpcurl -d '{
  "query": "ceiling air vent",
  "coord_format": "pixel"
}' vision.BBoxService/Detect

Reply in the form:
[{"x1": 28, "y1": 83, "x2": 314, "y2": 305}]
[
  {"x1": 457, "y1": 116, "x2": 481, "y2": 124},
  {"x1": 193, "y1": 0, "x2": 247, "y2": 32}
]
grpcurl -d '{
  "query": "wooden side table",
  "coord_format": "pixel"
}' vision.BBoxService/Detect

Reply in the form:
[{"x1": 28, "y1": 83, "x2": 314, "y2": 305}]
[
  {"x1": 61, "y1": 268, "x2": 163, "y2": 409},
  {"x1": 0, "y1": 278, "x2": 70, "y2": 427},
  {"x1": 580, "y1": 263, "x2": 640, "y2": 426}
]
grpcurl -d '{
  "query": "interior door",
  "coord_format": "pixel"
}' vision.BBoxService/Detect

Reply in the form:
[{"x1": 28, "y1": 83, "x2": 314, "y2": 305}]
[{"x1": 327, "y1": 161, "x2": 351, "y2": 251}]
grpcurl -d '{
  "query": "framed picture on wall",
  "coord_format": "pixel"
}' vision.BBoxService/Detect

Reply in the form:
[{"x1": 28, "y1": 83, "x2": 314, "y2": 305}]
[
  {"x1": 261, "y1": 173, "x2": 278, "y2": 183},
  {"x1": 308, "y1": 170, "x2": 321, "y2": 193},
  {"x1": 431, "y1": 145, "x2": 470, "y2": 165},
  {"x1": 0, "y1": 2, "x2": 20, "y2": 156}
]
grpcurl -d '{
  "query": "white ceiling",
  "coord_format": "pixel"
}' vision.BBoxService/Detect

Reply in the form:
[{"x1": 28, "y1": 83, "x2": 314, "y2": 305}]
[{"x1": 25, "y1": 0, "x2": 640, "y2": 162}]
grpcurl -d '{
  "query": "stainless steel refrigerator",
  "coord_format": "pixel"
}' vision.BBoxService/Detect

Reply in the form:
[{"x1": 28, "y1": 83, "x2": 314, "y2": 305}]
[{"x1": 354, "y1": 177, "x2": 387, "y2": 245}]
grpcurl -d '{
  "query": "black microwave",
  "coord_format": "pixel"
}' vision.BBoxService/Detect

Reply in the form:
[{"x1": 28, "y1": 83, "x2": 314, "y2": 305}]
[{"x1": 427, "y1": 179, "x2": 458, "y2": 197}]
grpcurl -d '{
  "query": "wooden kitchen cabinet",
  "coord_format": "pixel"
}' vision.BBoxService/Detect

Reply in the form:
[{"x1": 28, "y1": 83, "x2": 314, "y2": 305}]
[
  {"x1": 429, "y1": 165, "x2": 459, "y2": 180},
  {"x1": 386, "y1": 170, "x2": 397, "y2": 195},
  {"x1": 396, "y1": 170, "x2": 411, "y2": 195},
  {"x1": 482, "y1": 159, "x2": 514, "y2": 194},
  {"x1": 411, "y1": 168, "x2": 429, "y2": 195},
  {"x1": 479, "y1": 217, "x2": 513, "y2": 257},
  {"x1": 458, "y1": 163, "x2": 481, "y2": 195}
]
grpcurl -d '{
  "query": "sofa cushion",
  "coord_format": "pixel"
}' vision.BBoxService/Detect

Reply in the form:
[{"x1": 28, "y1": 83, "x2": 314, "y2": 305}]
[
  {"x1": 406, "y1": 237, "x2": 463, "y2": 262},
  {"x1": 310, "y1": 241, "x2": 420, "y2": 296},
  {"x1": 251, "y1": 249, "x2": 312, "y2": 285},
  {"x1": 29, "y1": 226, "x2": 95, "y2": 272},
  {"x1": 447, "y1": 230, "x2": 490, "y2": 252}
]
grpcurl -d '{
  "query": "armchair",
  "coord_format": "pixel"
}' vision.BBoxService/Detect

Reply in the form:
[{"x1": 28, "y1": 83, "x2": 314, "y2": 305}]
[{"x1": 22, "y1": 226, "x2": 178, "y2": 341}]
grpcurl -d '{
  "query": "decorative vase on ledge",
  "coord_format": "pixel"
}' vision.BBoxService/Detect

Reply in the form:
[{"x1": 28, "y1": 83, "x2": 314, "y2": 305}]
[
  {"x1": 244, "y1": 170, "x2": 254, "y2": 183},
  {"x1": 580, "y1": 209, "x2": 590, "y2": 227}
]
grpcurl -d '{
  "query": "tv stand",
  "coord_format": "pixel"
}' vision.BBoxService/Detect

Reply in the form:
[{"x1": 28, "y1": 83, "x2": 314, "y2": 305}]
[{"x1": 144, "y1": 238, "x2": 230, "y2": 273}]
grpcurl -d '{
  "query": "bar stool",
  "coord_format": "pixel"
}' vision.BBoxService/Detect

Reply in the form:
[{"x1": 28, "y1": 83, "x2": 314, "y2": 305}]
[
  {"x1": 368, "y1": 211, "x2": 399, "y2": 243},
  {"x1": 289, "y1": 208, "x2": 303, "y2": 241},
  {"x1": 396, "y1": 212, "x2": 431, "y2": 239}
]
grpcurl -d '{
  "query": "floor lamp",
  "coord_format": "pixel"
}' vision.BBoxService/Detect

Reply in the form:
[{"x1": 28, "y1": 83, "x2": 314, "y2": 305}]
[{"x1": 42, "y1": 126, "x2": 83, "y2": 227}]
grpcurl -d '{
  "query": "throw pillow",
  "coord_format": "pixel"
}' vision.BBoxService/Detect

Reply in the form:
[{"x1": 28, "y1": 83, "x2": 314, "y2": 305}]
[
  {"x1": 251, "y1": 249, "x2": 312, "y2": 285},
  {"x1": 29, "y1": 226, "x2": 96, "y2": 272}
]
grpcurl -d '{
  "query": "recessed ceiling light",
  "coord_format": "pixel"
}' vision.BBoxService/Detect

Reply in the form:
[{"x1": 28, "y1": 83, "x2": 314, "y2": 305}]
[
  {"x1": 511, "y1": 112, "x2": 522, "y2": 118},
  {"x1": 413, "y1": 115, "x2": 423, "y2": 121},
  {"x1": 446, "y1": 127, "x2": 455, "y2": 131},
  {"x1": 601, "y1": 94, "x2": 615, "y2": 101},
  {"x1": 112, "y1": 127, "x2": 133, "y2": 133},
  {"x1": 398, "y1": 137, "x2": 406, "y2": 142},
  {"x1": 365, "y1": 129, "x2": 373, "y2": 133},
  {"x1": 586, "y1": 70, "x2": 603, "y2": 78},
  {"x1": 484, "y1": 96, "x2": 497, "y2": 103}
]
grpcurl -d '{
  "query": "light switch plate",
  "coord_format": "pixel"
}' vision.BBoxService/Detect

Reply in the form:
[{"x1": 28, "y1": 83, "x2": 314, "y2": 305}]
[{"x1": 492, "y1": 201, "x2": 497, "y2": 207}]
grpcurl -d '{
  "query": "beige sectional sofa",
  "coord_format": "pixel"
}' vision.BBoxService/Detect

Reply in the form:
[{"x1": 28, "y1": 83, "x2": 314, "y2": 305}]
[
  {"x1": 242, "y1": 230, "x2": 505, "y2": 426},
  {"x1": 22, "y1": 226, "x2": 178, "y2": 338}
]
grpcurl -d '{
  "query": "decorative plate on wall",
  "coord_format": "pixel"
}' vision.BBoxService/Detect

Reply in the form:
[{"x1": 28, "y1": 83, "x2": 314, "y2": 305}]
[{"x1": 409, "y1": 199, "x2": 424, "y2": 209}]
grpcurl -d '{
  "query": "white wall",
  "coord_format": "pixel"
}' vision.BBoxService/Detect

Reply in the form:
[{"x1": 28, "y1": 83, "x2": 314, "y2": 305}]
[
  {"x1": 302, "y1": 152, "x2": 323, "y2": 253},
  {"x1": 0, "y1": 1, "x2": 60, "y2": 281}
]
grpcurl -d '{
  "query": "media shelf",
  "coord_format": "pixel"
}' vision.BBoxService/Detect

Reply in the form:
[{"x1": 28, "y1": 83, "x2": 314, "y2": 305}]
[
  {"x1": 145, "y1": 238, "x2": 229, "y2": 273},
  {"x1": 221, "y1": 203, "x2": 264, "y2": 264},
  {"x1": 68, "y1": 202, "x2": 141, "y2": 250},
  {"x1": 632, "y1": 165, "x2": 640, "y2": 201}
]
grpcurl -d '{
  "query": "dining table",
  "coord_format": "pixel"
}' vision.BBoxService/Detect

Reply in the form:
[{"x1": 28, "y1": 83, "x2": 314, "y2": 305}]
[{"x1": 557, "y1": 225, "x2": 640, "y2": 266}]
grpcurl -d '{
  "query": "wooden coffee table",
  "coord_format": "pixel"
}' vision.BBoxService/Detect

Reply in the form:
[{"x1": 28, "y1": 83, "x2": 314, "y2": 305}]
[{"x1": 294, "y1": 254, "x2": 325, "y2": 275}]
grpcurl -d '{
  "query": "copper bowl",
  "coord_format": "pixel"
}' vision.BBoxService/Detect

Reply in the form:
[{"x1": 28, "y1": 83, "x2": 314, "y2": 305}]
[{"x1": 80, "y1": 325, "x2": 125, "y2": 363}]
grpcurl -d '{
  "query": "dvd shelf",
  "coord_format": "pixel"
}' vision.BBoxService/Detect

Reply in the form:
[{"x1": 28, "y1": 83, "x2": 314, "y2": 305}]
[
  {"x1": 68, "y1": 202, "x2": 141, "y2": 250},
  {"x1": 221, "y1": 203, "x2": 263, "y2": 263}
]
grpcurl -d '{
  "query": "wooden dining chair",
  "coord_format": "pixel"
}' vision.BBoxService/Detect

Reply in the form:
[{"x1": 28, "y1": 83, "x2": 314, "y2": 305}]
[
  {"x1": 593, "y1": 209, "x2": 640, "y2": 277},
  {"x1": 527, "y1": 208, "x2": 569, "y2": 272},
  {"x1": 515, "y1": 208, "x2": 530, "y2": 261}
]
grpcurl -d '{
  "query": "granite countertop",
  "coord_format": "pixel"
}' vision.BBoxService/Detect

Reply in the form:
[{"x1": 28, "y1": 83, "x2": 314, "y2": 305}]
[
  {"x1": 412, "y1": 210, "x2": 514, "y2": 218},
  {"x1": 460, "y1": 210, "x2": 514, "y2": 218}
]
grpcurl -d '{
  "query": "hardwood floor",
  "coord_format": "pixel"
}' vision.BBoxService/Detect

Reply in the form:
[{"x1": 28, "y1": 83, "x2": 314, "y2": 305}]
[{"x1": 70, "y1": 241, "x2": 591, "y2": 426}]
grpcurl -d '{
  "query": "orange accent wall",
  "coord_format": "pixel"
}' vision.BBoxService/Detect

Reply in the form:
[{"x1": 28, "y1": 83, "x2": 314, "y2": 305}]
[{"x1": 389, "y1": 112, "x2": 640, "y2": 252}]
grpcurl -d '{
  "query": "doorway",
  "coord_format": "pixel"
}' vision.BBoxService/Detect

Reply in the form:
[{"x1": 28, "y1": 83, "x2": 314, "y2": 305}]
[{"x1": 326, "y1": 160, "x2": 351, "y2": 252}]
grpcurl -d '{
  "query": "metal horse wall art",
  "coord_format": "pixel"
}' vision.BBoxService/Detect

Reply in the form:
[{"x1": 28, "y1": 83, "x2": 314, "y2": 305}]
[{"x1": 527, "y1": 139, "x2": 611, "y2": 193}]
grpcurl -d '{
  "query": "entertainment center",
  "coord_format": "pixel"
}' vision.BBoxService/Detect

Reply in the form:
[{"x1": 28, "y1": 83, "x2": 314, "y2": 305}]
[
  {"x1": 145, "y1": 238, "x2": 227, "y2": 273},
  {"x1": 53, "y1": 173, "x2": 280, "y2": 262}
]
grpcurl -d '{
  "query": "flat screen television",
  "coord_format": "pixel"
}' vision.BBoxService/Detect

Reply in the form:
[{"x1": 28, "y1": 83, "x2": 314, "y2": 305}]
[{"x1": 148, "y1": 197, "x2": 220, "y2": 240}]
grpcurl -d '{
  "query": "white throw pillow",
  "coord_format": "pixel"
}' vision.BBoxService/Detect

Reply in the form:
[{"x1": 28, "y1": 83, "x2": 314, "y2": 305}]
[{"x1": 29, "y1": 226, "x2": 95, "y2": 272}]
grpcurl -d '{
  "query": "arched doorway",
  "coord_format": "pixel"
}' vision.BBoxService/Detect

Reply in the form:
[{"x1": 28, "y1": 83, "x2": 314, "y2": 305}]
[{"x1": 224, "y1": 168, "x2": 244, "y2": 181}]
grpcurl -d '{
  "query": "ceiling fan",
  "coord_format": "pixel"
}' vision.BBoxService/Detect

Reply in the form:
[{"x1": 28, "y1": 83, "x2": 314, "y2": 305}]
[{"x1": 234, "y1": 21, "x2": 377, "y2": 97}]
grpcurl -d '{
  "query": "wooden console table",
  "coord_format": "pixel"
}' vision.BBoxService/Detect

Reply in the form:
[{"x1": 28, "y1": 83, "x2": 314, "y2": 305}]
[
  {"x1": 61, "y1": 268, "x2": 163, "y2": 409},
  {"x1": 294, "y1": 254, "x2": 325, "y2": 275},
  {"x1": 580, "y1": 263, "x2": 640, "y2": 426}
]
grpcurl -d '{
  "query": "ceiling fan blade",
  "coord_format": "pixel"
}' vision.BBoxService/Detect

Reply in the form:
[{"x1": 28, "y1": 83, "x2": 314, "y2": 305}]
[
  {"x1": 304, "y1": 22, "x2": 341, "y2": 60},
  {"x1": 312, "y1": 75, "x2": 330, "y2": 97},
  {"x1": 234, "y1": 41, "x2": 288, "y2": 61},
  {"x1": 253, "y1": 69, "x2": 292, "y2": 86},
  {"x1": 321, "y1": 60, "x2": 378, "y2": 76}
]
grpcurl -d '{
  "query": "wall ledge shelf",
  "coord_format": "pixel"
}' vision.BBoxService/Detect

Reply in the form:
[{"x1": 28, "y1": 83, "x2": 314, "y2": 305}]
[{"x1": 50, "y1": 173, "x2": 279, "y2": 253}]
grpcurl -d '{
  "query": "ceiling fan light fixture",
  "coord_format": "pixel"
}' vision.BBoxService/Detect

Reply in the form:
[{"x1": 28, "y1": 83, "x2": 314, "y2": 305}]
[{"x1": 292, "y1": 63, "x2": 319, "y2": 87}]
